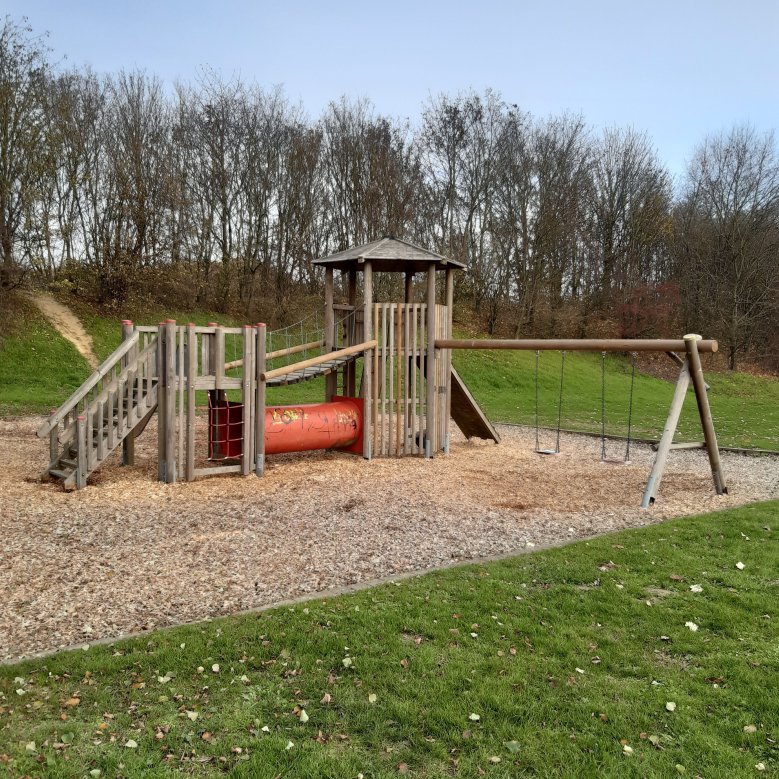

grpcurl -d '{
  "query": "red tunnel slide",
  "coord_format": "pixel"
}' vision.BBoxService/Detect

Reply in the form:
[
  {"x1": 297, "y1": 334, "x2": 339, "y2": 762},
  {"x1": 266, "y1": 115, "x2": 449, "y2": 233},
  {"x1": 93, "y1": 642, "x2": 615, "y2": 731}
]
[{"x1": 208, "y1": 396, "x2": 363, "y2": 459}]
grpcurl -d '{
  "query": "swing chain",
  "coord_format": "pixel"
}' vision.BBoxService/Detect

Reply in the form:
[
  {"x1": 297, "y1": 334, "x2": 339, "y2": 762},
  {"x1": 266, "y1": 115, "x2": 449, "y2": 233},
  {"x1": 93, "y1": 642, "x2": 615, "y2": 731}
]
[
  {"x1": 600, "y1": 351, "x2": 607, "y2": 462},
  {"x1": 625, "y1": 352, "x2": 637, "y2": 463}
]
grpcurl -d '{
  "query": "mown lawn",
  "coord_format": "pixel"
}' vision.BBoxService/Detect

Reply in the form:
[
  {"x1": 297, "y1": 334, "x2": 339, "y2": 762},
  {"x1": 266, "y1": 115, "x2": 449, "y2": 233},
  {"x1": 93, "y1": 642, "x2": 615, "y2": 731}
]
[{"x1": 1, "y1": 502, "x2": 777, "y2": 777}]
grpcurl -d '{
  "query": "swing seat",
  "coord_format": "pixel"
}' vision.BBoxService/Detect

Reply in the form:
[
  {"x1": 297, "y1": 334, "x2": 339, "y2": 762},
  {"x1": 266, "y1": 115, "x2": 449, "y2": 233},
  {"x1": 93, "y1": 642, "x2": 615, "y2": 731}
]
[
  {"x1": 600, "y1": 457, "x2": 629, "y2": 465},
  {"x1": 536, "y1": 448, "x2": 560, "y2": 455}
]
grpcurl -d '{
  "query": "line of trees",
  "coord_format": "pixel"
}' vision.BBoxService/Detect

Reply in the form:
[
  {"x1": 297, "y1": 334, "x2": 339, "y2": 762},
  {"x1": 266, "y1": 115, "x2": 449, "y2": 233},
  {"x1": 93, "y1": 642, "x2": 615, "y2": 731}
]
[{"x1": 1, "y1": 18, "x2": 777, "y2": 368}]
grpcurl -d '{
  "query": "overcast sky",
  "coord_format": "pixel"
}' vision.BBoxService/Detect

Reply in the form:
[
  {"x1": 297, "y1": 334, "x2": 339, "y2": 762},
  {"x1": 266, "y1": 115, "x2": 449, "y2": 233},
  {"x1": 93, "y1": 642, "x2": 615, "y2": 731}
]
[{"x1": 9, "y1": 0, "x2": 778, "y2": 182}]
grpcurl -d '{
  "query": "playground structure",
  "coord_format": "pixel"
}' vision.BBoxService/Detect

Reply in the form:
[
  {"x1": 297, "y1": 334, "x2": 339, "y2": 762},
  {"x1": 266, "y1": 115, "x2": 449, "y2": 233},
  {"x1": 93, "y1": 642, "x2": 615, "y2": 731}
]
[{"x1": 37, "y1": 237, "x2": 727, "y2": 507}]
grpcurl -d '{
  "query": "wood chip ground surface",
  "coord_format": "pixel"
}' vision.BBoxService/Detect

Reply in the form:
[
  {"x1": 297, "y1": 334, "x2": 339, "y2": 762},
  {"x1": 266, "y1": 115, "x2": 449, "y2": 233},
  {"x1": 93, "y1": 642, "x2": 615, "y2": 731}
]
[{"x1": 2, "y1": 416, "x2": 777, "y2": 662}]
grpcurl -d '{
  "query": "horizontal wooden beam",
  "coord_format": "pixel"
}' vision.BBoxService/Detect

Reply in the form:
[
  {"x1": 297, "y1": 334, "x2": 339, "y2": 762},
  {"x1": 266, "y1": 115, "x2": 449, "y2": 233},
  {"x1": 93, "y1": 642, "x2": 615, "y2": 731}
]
[
  {"x1": 435, "y1": 338, "x2": 718, "y2": 353},
  {"x1": 224, "y1": 339, "x2": 325, "y2": 371},
  {"x1": 261, "y1": 340, "x2": 377, "y2": 382}
]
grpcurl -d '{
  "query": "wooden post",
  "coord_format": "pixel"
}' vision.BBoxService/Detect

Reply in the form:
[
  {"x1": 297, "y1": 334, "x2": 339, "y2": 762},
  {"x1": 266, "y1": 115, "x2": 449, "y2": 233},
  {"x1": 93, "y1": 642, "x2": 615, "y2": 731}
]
[
  {"x1": 324, "y1": 266, "x2": 336, "y2": 401},
  {"x1": 164, "y1": 320, "x2": 177, "y2": 483},
  {"x1": 425, "y1": 263, "x2": 437, "y2": 458},
  {"x1": 444, "y1": 268, "x2": 454, "y2": 454},
  {"x1": 685, "y1": 334, "x2": 728, "y2": 496},
  {"x1": 121, "y1": 320, "x2": 136, "y2": 466},
  {"x1": 157, "y1": 322, "x2": 166, "y2": 482},
  {"x1": 362, "y1": 260, "x2": 373, "y2": 459},
  {"x1": 48, "y1": 409, "x2": 58, "y2": 467},
  {"x1": 641, "y1": 359, "x2": 691, "y2": 507},
  {"x1": 347, "y1": 269, "x2": 357, "y2": 395},
  {"x1": 404, "y1": 271, "x2": 414, "y2": 304},
  {"x1": 241, "y1": 325, "x2": 253, "y2": 476},
  {"x1": 186, "y1": 323, "x2": 196, "y2": 481},
  {"x1": 255, "y1": 324, "x2": 267, "y2": 476},
  {"x1": 75, "y1": 415, "x2": 87, "y2": 489}
]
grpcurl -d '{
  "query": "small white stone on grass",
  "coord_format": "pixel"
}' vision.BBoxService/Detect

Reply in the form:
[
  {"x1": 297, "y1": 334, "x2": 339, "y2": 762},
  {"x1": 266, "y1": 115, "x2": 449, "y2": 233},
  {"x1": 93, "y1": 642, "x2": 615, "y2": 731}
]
[
  {"x1": 211, "y1": 664, "x2": 220, "y2": 673},
  {"x1": 689, "y1": 584, "x2": 703, "y2": 593},
  {"x1": 736, "y1": 562, "x2": 745, "y2": 570},
  {"x1": 468, "y1": 713, "x2": 481, "y2": 722}
]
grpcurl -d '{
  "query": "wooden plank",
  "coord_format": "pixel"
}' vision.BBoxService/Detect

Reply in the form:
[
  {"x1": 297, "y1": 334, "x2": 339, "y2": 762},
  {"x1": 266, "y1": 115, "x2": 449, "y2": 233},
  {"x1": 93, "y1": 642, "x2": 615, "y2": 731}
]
[
  {"x1": 362, "y1": 262, "x2": 372, "y2": 459},
  {"x1": 381, "y1": 304, "x2": 387, "y2": 456},
  {"x1": 193, "y1": 376, "x2": 242, "y2": 390},
  {"x1": 192, "y1": 464, "x2": 242, "y2": 477},
  {"x1": 372, "y1": 301, "x2": 379, "y2": 456},
  {"x1": 395, "y1": 304, "x2": 402, "y2": 456},
  {"x1": 403, "y1": 304, "x2": 410, "y2": 454},
  {"x1": 449, "y1": 365, "x2": 501, "y2": 443},
  {"x1": 76, "y1": 415, "x2": 87, "y2": 489},
  {"x1": 186, "y1": 325, "x2": 196, "y2": 481},
  {"x1": 255, "y1": 324, "x2": 267, "y2": 476},
  {"x1": 177, "y1": 327, "x2": 184, "y2": 472},
  {"x1": 157, "y1": 323, "x2": 166, "y2": 481},
  {"x1": 325, "y1": 266, "x2": 335, "y2": 401},
  {"x1": 426, "y1": 264, "x2": 436, "y2": 457},
  {"x1": 389, "y1": 303, "x2": 395, "y2": 455},
  {"x1": 641, "y1": 359, "x2": 691, "y2": 507},
  {"x1": 444, "y1": 269, "x2": 454, "y2": 454},
  {"x1": 165, "y1": 321, "x2": 177, "y2": 483},
  {"x1": 241, "y1": 326, "x2": 253, "y2": 476},
  {"x1": 411, "y1": 304, "x2": 418, "y2": 454}
]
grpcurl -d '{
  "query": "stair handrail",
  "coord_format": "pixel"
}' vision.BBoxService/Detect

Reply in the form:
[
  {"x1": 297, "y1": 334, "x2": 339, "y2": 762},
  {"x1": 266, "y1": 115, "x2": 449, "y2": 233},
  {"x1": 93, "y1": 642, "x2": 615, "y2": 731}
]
[{"x1": 36, "y1": 332, "x2": 141, "y2": 438}]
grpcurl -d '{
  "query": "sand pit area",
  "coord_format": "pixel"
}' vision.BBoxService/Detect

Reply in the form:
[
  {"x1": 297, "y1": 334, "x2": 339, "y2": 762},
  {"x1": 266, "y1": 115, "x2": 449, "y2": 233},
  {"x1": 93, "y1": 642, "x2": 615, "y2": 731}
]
[{"x1": 1, "y1": 416, "x2": 777, "y2": 662}]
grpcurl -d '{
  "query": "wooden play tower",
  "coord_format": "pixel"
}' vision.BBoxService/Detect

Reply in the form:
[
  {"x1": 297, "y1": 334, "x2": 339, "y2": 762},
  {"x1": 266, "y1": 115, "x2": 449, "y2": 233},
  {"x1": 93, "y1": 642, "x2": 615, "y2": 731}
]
[{"x1": 312, "y1": 236, "x2": 499, "y2": 460}]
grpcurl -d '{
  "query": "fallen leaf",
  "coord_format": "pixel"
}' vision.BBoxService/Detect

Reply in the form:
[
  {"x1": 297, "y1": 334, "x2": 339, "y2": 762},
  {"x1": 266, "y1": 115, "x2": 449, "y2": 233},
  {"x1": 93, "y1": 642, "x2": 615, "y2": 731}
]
[
  {"x1": 489, "y1": 755, "x2": 501, "y2": 763},
  {"x1": 125, "y1": 739, "x2": 138, "y2": 748},
  {"x1": 736, "y1": 562, "x2": 745, "y2": 570},
  {"x1": 397, "y1": 763, "x2": 408, "y2": 774},
  {"x1": 25, "y1": 742, "x2": 36, "y2": 754},
  {"x1": 321, "y1": 693, "x2": 332, "y2": 704},
  {"x1": 503, "y1": 740, "x2": 521, "y2": 753},
  {"x1": 666, "y1": 702, "x2": 676, "y2": 712},
  {"x1": 186, "y1": 711, "x2": 198, "y2": 721},
  {"x1": 298, "y1": 709, "x2": 309, "y2": 723},
  {"x1": 743, "y1": 724, "x2": 757, "y2": 734},
  {"x1": 342, "y1": 657, "x2": 353, "y2": 668},
  {"x1": 211, "y1": 664, "x2": 220, "y2": 673},
  {"x1": 675, "y1": 765, "x2": 686, "y2": 774},
  {"x1": 756, "y1": 762, "x2": 766, "y2": 771},
  {"x1": 685, "y1": 621, "x2": 699, "y2": 632},
  {"x1": 64, "y1": 697, "x2": 80, "y2": 707},
  {"x1": 670, "y1": 574, "x2": 684, "y2": 582},
  {"x1": 285, "y1": 740, "x2": 294, "y2": 750},
  {"x1": 689, "y1": 584, "x2": 703, "y2": 593},
  {"x1": 468, "y1": 713, "x2": 481, "y2": 722},
  {"x1": 368, "y1": 693, "x2": 377, "y2": 704},
  {"x1": 623, "y1": 744, "x2": 634, "y2": 755}
]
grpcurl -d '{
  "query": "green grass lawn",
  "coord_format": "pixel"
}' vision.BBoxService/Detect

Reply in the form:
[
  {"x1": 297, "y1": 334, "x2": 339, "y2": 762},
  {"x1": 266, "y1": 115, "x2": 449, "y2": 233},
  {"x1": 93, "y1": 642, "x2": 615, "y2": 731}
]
[
  {"x1": 2, "y1": 296, "x2": 778, "y2": 450},
  {"x1": 1, "y1": 501, "x2": 777, "y2": 777}
]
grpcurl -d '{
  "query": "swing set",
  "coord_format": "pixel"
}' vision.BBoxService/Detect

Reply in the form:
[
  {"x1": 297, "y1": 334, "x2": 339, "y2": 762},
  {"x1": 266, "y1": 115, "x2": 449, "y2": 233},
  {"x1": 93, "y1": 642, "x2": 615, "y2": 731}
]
[
  {"x1": 533, "y1": 350, "x2": 637, "y2": 463},
  {"x1": 437, "y1": 335, "x2": 728, "y2": 507}
]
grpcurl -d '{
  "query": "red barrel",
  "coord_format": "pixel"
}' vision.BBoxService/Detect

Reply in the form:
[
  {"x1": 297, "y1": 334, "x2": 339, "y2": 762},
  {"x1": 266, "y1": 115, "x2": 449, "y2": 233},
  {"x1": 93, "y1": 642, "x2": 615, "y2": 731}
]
[{"x1": 264, "y1": 397, "x2": 363, "y2": 455}]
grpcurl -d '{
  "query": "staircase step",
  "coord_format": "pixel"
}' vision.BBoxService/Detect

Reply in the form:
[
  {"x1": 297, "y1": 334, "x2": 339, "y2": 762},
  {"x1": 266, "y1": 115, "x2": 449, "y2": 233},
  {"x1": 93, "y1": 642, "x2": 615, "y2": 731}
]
[
  {"x1": 49, "y1": 468, "x2": 74, "y2": 479},
  {"x1": 60, "y1": 458, "x2": 77, "y2": 468}
]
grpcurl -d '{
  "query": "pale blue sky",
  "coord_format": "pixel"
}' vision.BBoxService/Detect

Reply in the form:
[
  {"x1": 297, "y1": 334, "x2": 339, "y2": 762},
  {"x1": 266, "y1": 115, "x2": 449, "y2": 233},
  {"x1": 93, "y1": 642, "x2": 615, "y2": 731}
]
[{"x1": 9, "y1": 0, "x2": 778, "y2": 181}]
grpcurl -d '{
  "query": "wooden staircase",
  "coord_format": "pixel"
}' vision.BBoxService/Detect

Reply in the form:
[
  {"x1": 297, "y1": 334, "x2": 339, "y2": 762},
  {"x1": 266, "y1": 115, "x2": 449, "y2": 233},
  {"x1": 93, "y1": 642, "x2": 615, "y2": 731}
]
[{"x1": 37, "y1": 333, "x2": 159, "y2": 489}]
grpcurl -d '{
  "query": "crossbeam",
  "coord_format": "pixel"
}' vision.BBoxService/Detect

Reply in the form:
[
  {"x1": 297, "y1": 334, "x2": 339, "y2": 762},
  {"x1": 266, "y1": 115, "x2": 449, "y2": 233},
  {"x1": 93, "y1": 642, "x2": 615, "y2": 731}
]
[{"x1": 435, "y1": 338, "x2": 718, "y2": 353}]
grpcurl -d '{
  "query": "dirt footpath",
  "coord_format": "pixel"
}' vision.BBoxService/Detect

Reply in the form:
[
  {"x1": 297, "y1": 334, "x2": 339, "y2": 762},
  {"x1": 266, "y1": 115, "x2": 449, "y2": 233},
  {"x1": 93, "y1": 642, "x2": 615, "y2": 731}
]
[{"x1": 1, "y1": 416, "x2": 777, "y2": 662}]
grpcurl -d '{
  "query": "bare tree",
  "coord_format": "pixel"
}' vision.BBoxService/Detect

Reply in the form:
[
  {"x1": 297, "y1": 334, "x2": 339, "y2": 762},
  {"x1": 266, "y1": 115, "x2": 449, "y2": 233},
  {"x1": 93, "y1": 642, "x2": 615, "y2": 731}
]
[
  {"x1": 0, "y1": 17, "x2": 51, "y2": 289},
  {"x1": 677, "y1": 125, "x2": 779, "y2": 368}
]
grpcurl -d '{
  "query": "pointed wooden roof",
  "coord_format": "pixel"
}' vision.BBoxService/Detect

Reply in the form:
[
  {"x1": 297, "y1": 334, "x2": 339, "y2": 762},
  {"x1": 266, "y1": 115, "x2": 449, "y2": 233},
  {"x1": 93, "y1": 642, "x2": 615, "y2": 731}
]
[{"x1": 313, "y1": 236, "x2": 465, "y2": 273}]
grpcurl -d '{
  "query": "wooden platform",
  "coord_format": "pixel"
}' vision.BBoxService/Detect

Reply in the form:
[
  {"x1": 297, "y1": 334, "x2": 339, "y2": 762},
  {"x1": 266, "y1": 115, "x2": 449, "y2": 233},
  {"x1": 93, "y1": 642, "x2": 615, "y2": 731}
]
[{"x1": 449, "y1": 366, "x2": 500, "y2": 443}]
